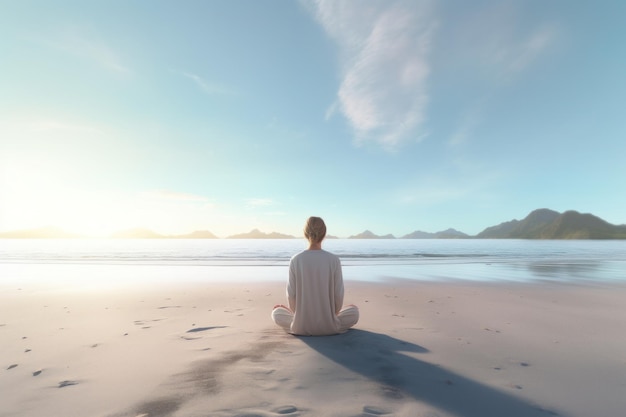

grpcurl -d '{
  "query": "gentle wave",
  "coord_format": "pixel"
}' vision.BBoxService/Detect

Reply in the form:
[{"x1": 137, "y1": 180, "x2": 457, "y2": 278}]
[{"x1": 1, "y1": 239, "x2": 625, "y2": 283}]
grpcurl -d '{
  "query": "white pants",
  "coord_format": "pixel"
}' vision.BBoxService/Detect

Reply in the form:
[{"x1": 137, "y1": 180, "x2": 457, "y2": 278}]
[{"x1": 271, "y1": 305, "x2": 359, "y2": 334}]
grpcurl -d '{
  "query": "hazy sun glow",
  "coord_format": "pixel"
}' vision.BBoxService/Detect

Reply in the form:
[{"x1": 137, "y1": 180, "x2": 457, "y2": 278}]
[{"x1": 1, "y1": 159, "x2": 225, "y2": 236}]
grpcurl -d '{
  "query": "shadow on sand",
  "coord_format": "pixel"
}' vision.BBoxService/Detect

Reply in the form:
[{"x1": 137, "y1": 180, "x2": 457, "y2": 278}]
[{"x1": 299, "y1": 329, "x2": 562, "y2": 417}]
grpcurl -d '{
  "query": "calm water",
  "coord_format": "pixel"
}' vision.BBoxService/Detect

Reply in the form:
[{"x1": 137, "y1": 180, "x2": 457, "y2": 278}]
[{"x1": 1, "y1": 239, "x2": 625, "y2": 286}]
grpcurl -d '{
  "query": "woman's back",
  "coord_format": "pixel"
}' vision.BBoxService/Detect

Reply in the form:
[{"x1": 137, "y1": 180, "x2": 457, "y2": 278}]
[{"x1": 288, "y1": 249, "x2": 344, "y2": 335}]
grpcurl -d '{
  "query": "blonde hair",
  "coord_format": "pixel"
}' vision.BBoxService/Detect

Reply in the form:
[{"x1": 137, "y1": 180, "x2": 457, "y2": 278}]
[{"x1": 304, "y1": 216, "x2": 327, "y2": 243}]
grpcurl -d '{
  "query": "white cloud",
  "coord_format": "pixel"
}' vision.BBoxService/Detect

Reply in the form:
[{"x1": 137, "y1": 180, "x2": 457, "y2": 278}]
[{"x1": 305, "y1": 0, "x2": 436, "y2": 149}]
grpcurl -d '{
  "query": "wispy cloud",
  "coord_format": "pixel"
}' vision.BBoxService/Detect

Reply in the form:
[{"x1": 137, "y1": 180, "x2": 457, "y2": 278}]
[
  {"x1": 40, "y1": 30, "x2": 130, "y2": 74},
  {"x1": 393, "y1": 169, "x2": 501, "y2": 207},
  {"x1": 139, "y1": 190, "x2": 212, "y2": 205},
  {"x1": 268, "y1": 211, "x2": 287, "y2": 216},
  {"x1": 246, "y1": 198, "x2": 275, "y2": 207},
  {"x1": 30, "y1": 120, "x2": 106, "y2": 136},
  {"x1": 502, "y1": 24, "x2": 557, "y2": 75},
  {"x1": 456, "y1": 4, "x2": 558, "y2": 80},
  {"x1": 0, "y1": 117, "x2": 107, "y2": 144},
  {"x1": 444, "y1": 7, "x2": 558, "y2": 145},
  {"x1": 447, "y1": 105, "x2": 483, "y2": 148},
  {"x1": 175, "y1": 71, "x2": 235, "y2": 96},
  {"x1": 395, "y1": 181, "x2": 471, "y2": 206},
  {"x1": 304, "y1": 0, "x2": 436, "y2": 149}
]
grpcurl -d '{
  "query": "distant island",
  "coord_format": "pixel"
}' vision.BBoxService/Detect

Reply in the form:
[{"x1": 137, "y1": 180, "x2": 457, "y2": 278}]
[
  {"x1": 226, "y1": 229, "x2": 296, "y2": 239},
  {"x1": 476, "y1": 208, "x2": 626, "y2": 239},
  {"x1": 351, "y1": 209, "x2": 626, "y2": 239},
  {"x1": 402, "y1": 228, "x2": 469, "y2": 239},
  {"x1": 1, "y1": 209, "x2": 625, "y2": 239},
  {"x1": 347, "y1": 228, "x2": 469, "y2": 239},
  {"x1": 349, "y1": 230, "x2": 396, "y2": 239}
]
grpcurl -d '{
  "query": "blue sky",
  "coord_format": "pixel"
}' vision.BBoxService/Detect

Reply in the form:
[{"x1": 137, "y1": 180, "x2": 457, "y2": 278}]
[{"x1": 1, "y1": 0, "x2": 625, "y2": 238}]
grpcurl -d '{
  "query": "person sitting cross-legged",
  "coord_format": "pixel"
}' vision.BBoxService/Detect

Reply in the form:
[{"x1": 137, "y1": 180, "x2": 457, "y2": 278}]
[{"x1": 271, "y1": 216, "x2": 359, "y2": 336}]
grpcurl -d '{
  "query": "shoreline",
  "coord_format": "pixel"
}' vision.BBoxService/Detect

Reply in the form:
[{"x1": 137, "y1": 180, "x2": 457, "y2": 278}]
[
  {"x1": 2, "y1": 278, "x2": 625, "y2": 416},
  {"x1": 3, "y1": 260, "x2": 625, "y2": 290}
]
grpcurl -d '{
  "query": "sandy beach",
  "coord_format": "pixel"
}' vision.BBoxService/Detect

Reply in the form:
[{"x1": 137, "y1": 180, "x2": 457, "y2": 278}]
[{"x1": 1, "y1": 277, "x2": 625, "y2": 417}]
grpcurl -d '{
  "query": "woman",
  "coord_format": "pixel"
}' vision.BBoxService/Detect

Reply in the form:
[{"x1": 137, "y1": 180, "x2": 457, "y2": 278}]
[{"x1": 272, "y1": 216, "x2": 359, "y2": 336}]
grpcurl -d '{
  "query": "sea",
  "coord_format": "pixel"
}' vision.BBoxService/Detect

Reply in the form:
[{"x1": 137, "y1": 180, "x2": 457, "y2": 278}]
[{"x1": 1, "y1": 239, "x2": 625, "y2": 288}]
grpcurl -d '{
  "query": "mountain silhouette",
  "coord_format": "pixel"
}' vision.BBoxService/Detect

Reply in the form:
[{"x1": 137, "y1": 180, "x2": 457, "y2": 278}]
[
  {"x1": 226, "y1": 229, "x2": 296, "y2": 239},
  {"x1": 403, "y1": 228, "x2": 469, "y2": 239},
  {"x1": 478, "y1": 209, "x2": 626, "y2": 239},
  {"x1": 348, "y1": 230, "x2": 396, "y2": 239},
  {"x1": 172, "y1": 230, "x2": 219, "y2": 239},
  {"x1": 110, "y1": 228, "x2": 165, "y2": 239}
]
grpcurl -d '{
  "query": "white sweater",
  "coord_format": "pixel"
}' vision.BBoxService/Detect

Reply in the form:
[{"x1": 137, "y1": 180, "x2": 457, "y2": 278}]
[{"x1": 287, "y1": 249, "x2": 345, "y2": 336}]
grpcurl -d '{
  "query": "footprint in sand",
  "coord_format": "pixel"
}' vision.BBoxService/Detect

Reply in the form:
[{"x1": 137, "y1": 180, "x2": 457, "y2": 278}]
[
  {"x1": 228, "y1": 405, "x2": 299, "y2": 416},
  {"x1": 7, "y1": 364, "x2": 18, "y2": 370},
  {"x1": 362, "y1": 405, "x2": 392, "y2": 415},
  {"x1": 232, "y1": 413, "x2": 264, "y2": 417},
  {"x1": 272, "y1": 405, "x2": 298, "y2": 414},
  {"x1": 181, "y1": 326, "x2": 227, "y2": 340},
  {"x1": 134, "y1": 318, "x2": 165, "y2": 327},
  {"x1": 186, "y1": 326, "x2": 227, "y2": 333},
  {"x1": 58, "y1": 380, "x2": 79, "y2": 388},
  {"x1": 380, "y1": 385, "x2": 403, "y2": 399}
]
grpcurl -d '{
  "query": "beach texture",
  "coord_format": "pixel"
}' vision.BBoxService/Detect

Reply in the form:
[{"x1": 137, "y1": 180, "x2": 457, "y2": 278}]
[{"x1": 1, "y1": 279, "x2": 625, "y2": 417}]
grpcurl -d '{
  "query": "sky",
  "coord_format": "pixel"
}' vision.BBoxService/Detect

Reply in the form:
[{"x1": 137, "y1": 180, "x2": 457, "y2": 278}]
[{"x1": 1, "y1": 0, "x2": 625, "y2": 238}]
